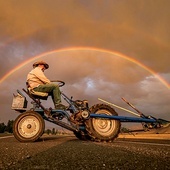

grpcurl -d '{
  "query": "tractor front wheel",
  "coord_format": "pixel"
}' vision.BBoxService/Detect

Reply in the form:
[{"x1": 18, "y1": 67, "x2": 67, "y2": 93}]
[{"x1": 13, "y1": 111, "x2": 45, "y2": 142}]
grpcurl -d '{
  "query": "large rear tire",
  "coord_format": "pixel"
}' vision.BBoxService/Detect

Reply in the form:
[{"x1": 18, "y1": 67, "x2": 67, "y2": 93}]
[
  {"x1": 85, "y1": 104, "x2": 121, "y2": 142},
  {"x1": 73, "y1": 130, "x2": 91, "y2": 141},
  {"x1": 13, "y1": 111, "x2": 45, "y2": 142}
]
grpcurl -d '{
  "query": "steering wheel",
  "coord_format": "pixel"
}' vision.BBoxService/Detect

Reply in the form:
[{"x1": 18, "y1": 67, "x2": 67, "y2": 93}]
[{"x1": 51, "y1": 80, "x2": 65, "y2": 87}]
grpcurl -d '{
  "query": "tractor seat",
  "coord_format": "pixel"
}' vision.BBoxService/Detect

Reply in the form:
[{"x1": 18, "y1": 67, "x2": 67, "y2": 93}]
[{"x1": 28, "y1": 87, "x2": 48, "y2": 100}]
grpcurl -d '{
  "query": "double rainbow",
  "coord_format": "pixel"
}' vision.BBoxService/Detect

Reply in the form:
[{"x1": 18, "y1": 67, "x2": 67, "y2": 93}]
[{"x1": 0, "y1": 47, "x2": 169, "y2": 89}]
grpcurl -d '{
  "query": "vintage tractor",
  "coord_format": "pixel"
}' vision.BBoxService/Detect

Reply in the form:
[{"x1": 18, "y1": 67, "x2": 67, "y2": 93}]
[{"x1": 12, "y1": 81, "x2": 166, "y2": 142}]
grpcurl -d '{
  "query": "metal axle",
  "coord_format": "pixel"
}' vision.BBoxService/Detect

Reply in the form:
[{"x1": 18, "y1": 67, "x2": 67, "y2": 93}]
[{"x1": 90, "y1": 114, "x2": 157, "y2": 123}]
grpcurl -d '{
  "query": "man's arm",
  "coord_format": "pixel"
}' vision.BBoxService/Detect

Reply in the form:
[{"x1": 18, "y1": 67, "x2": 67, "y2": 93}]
[{"x1": 34, "y1": 67, "x2": 51, "y2": 84}]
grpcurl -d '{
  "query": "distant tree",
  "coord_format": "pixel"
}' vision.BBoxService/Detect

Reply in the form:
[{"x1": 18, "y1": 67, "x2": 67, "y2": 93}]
[
  {"x1": 0, "y1": 123, "x2": 6, "y2": 133},
  {"x1": 120, "y1": 127, "x2": 129, "y2": 133},
  {"x1": 45, "y1": 129, "x2": 51, "y2": 135},
  {"x1": 52, "y1": 128, "x2": 56, "y2": 135},
  {"x1": 5, "y1": 120, "x2": 14, "y2": 133}
]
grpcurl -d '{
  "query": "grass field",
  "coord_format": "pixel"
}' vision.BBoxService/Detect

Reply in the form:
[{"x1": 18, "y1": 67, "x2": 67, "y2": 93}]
[{"x1": 118, "y1": 133, "x2": 170, "y2": 140}]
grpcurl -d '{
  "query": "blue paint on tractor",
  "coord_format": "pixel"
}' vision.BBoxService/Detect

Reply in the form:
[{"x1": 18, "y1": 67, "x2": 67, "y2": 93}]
[{"x1": 90, "y1": 114, "x2": 157, "y2": 123}]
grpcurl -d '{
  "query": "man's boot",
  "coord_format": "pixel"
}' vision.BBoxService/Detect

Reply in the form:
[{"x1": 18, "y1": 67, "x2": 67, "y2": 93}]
[{"x1": 55, "y1": 103, "x2": 66, "y2": 110}]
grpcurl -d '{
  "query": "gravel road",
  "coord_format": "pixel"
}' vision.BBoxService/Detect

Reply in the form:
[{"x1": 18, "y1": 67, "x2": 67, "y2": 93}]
[{"x1": 0, "y1": 135, "x2": 169, "y2": 170}]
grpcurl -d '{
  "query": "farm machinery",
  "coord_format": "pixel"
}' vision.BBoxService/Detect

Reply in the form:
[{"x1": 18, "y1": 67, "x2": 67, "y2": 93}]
[{"x1": 12, "y1": 81, "x2": 168, "y2": 142}]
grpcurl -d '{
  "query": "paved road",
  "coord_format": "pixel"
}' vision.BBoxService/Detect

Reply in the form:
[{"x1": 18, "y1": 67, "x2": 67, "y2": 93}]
[{"x1": 0, "y1": 135, "x2": 169, "y2": 170}]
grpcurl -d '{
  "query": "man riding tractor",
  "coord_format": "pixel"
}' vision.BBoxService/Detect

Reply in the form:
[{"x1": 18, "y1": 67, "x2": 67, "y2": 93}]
[{"x1": 27, "y1": 61, "x2": 66, "y2": 110}]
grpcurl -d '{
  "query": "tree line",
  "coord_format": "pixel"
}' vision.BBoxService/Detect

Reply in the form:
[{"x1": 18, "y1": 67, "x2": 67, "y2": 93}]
[
  {"x1": 0, "y1": 120, "x2": 69, "y2": 135},
  {"x1": 0, "y1": 120, "x2": 14, "y2": 133}
]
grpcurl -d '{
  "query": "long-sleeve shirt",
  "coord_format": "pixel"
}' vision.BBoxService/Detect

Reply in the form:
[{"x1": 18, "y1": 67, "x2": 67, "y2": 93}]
[{"x1": 27, "y1": 67, "x2": 50, "y2": 89}]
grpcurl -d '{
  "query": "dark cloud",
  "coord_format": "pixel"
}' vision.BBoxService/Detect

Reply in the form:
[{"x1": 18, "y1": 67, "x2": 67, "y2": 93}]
[{"x1": 0, "y1": 1, "x2": 170, "y2": 73}]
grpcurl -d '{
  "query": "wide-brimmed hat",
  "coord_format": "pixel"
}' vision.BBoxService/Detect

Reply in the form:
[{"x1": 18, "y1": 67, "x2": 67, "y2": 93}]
[{"x1": 33, "y1": 61, "x2": 49, "y2": 69}]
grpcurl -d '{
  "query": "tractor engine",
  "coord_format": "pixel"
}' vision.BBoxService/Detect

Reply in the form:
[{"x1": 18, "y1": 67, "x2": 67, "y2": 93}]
[
  {"x1": 70, "y1": 100, "x2": 90, "y2": 124},
  {"x1": 74, "y1": 100, "x2": 88, "y2": 109}
]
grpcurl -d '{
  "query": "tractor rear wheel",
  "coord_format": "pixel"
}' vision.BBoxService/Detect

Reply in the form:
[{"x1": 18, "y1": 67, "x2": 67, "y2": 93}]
[
  {"x1": 85, "y1": 104, "x2": 121, "y2": 142},
  {"x1": 73, "y1": 130, "x2": 91, "y2": 140},
  {"x1": 13, "y1": 111, "x2": 45, "y2": 142}
]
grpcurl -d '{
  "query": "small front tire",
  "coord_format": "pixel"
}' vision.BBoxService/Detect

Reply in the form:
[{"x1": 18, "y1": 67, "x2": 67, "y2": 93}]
[{"x1": 13, "y1": 111, "x2": 45, "y2": 142}]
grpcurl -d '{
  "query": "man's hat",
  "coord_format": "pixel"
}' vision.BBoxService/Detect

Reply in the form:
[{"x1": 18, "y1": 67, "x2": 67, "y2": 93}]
[{"x1": 33, "y1": 61, "x2": 49, "y2": 69}]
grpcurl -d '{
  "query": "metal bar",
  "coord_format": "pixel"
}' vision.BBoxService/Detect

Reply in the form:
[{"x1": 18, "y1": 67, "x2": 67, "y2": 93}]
[
  {"x1": 43, "y1": 116, "x2": 78, "y2": 132},
  {"x1": 98, "y1": 98, "x2": 140, "y2": 117},
  {"x1": 121, "y1": 97, "x2": 147, "y2": 118},
  {"x1": 34, "y1": 108, "x2": 70, "y2": 117},
  {"x1": 17, "y1": 89, "x2": 26, "y2": 98},
  {"x1": 22, "y1": 88, "x2": 46, "y2": 110},
  {"x1": 35, "y1": 108, "x2": 78, "y2": 131},
  {"x1": 90, "y1": 114, "x2": 157, "y2": 123},
  {"x1": 22, "y1": 88, "x2": 51, "y2": 116}
]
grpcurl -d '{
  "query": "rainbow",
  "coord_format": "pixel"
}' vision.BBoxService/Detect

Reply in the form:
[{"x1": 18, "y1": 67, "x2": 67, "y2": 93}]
[{"x1": 0, "y1": 47, "x2": 169, "y2": 89}]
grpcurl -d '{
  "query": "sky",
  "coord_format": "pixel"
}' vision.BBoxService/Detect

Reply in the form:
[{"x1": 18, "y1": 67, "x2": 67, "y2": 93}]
[{"x1": 0, "y1": 0, "x2": 169, "y2": 128}]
